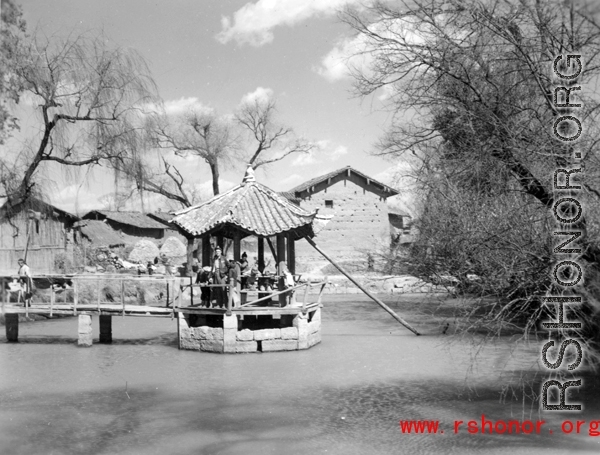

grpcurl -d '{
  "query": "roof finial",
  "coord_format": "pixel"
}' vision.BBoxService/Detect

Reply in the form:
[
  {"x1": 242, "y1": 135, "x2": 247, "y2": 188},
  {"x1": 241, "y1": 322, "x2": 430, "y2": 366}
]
[{"x1": 243, "y1": 164, "x2": 256, "y2": 183}]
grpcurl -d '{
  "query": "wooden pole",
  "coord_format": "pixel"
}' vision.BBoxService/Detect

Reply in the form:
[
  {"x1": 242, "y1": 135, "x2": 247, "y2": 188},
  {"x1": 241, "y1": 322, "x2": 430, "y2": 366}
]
[
  {"x1": 185, "y1": 236, "x2": 195, "y2": 277},
  {"x1": 120, "y1": 279, "x2": 125, "y2": 317},
  {"x1": 0, "y1": 277, "x2": 4, "y2": 315},
  {"x1": 233, "y1": 232, "x2": 241, "y2": 262},
  {"x1": 50, "y1": 286, "x2": 54, "y2": 317},
  {"x1": 287, "y1": 233, "x2": 295, "y2": 275},
  {"x1": 202, "y1": 236, "x2": 211, "y2": 267},
  {"x1": 276, "y1": 235, "x2": 286, "y2": 307},
  {"x1": 305, "y1": 237, "x2": 420, "y2": 336},
  {"x1": 24, "y1": 218, "x2": 31, "y2": 263},
  {"x1": 226, "y1": 277, "x2": 233, "y2": 316},
  {"x1": 189, "y1": 276, "x2": 194, "y2": 307},
  {"x1": 178, "y1": 278, "x2": 183, "y2": 308},
  {"x1": 257, "y1": 237, "x2": 265, "y2": 273},
  {"x1": 266, "y1": 237, "x2": 277, "y2": 264},
  {"x1": 302, "y1": 280, "x2": 310, "y2": 314},
  {"x1": 73, "y1": 279, "x2": 78, "y2": 316}
]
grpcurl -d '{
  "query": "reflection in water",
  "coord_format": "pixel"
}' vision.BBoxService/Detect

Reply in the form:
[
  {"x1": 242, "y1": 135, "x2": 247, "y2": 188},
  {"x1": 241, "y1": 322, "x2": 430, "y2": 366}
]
[{"x1": 0, "y1": 296, "x2": 599, "y2": 454}]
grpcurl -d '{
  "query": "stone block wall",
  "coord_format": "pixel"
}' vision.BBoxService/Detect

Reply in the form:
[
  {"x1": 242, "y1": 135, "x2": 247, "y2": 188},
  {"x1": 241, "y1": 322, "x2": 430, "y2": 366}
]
[
  {"x1": 177, "y1": 308, "x2": 322, "y2": 353},
  {"x1": 294, "y1": 173, "x2": 392, "y2": 274}
]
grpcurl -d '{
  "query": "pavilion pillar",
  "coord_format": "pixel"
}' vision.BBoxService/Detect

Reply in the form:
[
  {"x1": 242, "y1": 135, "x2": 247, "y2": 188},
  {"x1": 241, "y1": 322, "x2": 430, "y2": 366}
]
[
  {"x1": 185, "y1": 236, "x2": 195, "y2": 276},
  {"x1": 257, "y1": 237, "x2": 265, "y2": 273},
  {"x1": 287, "y1": 233, "x2": 296, "y2": 275},
  {"x1": 201, "y1": 237, "x2": 211, "y2": 267},
  {"x1": 276, "y1": 235, "x2": 286, "y2": 265},
  {"x1": 233, "y1": 232, "x2": 241, "y2": 262},
  {"x1": 277, "y1": 235, "x2": 287, "y2": 307}
]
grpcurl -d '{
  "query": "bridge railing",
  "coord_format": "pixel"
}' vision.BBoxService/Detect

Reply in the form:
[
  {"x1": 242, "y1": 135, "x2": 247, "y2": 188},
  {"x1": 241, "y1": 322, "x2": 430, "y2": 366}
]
[{"x1": 1, "y1": 274, "x2": 193, "y2": 317}]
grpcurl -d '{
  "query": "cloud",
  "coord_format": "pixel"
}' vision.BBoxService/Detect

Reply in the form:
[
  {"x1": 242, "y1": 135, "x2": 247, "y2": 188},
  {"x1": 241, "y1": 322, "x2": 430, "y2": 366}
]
[
  {"x1": 315, "y1": 15, "x2": 434, "y2": 83},
  {"x1": 240, "y1": 87, "x2": 274, "y2": 105},
  {"x1": 192, "y1": 179, "x2": 236, "y2": 201},
  {"x1": 292, "y1": 140, "x2": 348, "y2": 166},
  {"x1": 292, "y1": 152, "x2": 317, "y2": 166},
  {"x1": 162, "y1": 97, "x2": 214, "y2": 116},
  {"x1": 279, "y1": 173, "x2": 304, "y2": 187},
  {"x1": 375, "y1": 161, "x2": 420, "y2": 216},
  {"x1": 216, "y1": 0, "x2": 359, "y2": 46},
  {"x1": 314, "y1": 35, "x2": 369, "y2": 82},
  {"x1": 52, "y1": 184, "x2": 101, "y2": 215}
]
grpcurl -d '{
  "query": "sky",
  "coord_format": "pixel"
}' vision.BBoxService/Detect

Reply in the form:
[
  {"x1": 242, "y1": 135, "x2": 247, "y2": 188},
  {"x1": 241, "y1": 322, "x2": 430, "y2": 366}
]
[{"x1": 11, "y1": 0, "x2": 413, "y2": 215}]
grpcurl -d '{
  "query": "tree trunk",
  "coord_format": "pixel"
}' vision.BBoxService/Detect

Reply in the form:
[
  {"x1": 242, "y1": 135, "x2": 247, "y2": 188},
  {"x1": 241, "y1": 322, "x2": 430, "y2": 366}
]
[{"x1": 210, "y1": 161, "x2": 220, "y2": 196}]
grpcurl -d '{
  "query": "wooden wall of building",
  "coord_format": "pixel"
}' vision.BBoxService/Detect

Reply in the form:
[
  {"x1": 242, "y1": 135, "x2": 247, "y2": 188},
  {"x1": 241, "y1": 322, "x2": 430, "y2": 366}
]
[{"x1": 0, "y1": 213, "x2": 71, "y2": 274}]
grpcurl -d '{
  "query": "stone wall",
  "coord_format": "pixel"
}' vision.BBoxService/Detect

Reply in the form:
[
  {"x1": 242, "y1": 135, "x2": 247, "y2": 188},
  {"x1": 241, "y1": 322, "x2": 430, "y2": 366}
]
[
  {"x1": 177, "y1": 308, "x2": 322, "y2": 353},
  {"x1": 294, "y1": 173, "x2": 391, "y2": 274}
]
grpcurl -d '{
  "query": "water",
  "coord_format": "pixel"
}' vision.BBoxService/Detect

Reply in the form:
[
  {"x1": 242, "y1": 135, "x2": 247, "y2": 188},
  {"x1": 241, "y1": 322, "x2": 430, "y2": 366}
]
[{"x1": 1, "y1": 296, "x2": 599, "y2": 454}]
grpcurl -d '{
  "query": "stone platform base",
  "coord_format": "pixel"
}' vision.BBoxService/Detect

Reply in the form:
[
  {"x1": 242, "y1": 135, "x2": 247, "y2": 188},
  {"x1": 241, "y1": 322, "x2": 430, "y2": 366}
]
[{"x1": 177, "y1": 309, "x2": 322, "y2": 353}]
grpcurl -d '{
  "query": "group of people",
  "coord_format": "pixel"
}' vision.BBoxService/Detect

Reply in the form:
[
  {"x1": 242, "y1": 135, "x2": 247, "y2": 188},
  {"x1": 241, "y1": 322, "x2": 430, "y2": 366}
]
[
  {"x1": 195, "y1": 247, "x2": 265, "y2": 308},
  {"x1": 195, "y1": 246, "x2": 297, "y2": 308}
]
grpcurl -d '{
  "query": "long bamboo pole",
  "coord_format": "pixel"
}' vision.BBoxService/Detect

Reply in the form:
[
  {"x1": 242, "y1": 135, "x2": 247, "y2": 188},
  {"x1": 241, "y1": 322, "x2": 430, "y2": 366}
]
[{"x1": 305, "y1": 237, "x2": 420, "y2": 336}]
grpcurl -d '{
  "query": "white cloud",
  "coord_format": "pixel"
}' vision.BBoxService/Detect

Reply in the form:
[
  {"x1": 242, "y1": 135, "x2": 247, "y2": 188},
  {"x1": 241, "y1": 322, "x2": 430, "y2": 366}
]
[
  {"x1": 52, "y1": 184, "x2": 101, "y2": 215},
  {"x1": 240, "y1": 87, "x2": 274, "y2": 105},
  {"x1": 279, "y1": 173, "x2": 304, "y2": 186},
  {"x1": 314, "y1": 35, "x2": 369, "y2": 82},
  {"x1": 216, "y1": 0, "x2": 360, "y2": 46},
  {"x1": 315, "y1": 15, "x2": 434, "y2": 83},
  {"x1": 162, "y1": 97, "x2": 214, "y2": 116},
  {"x1": 192, "y1": 179, "x2": 236, "y2": 201},
  {"x1": 292, "y1": 152, "x2": 318, "y2": 166},
  {"x1": 375, "y1": 161, "x2": 420, "y2": 216}
]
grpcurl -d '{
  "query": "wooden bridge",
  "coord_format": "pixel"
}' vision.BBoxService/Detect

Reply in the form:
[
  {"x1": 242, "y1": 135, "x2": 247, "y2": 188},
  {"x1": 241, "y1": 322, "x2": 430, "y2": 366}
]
[{"x1": 1, "y1": 274, "x2": 328, "y2": 345}]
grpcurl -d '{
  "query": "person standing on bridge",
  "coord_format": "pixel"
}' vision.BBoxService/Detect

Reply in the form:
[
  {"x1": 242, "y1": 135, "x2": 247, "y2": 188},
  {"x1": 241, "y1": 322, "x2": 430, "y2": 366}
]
[{"x1": 17, "y1": 258, "x2": 32, "y2": 306}]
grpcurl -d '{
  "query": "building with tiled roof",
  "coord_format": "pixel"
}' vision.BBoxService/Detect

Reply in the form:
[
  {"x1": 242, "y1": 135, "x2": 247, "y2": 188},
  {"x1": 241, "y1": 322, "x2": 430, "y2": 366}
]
[
  {"x1": 285, "y1": 166, "x2": 399, "y2": 274},
  {"x1": 83, "y1": 210, "x2": 168, "y2": 240},
  {"x1": 73, "y1": 219, "x2": 132, "y2": 248}
]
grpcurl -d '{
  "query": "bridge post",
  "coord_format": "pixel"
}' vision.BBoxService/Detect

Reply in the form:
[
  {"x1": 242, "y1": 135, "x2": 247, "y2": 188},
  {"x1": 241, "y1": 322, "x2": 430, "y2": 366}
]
[
  {"x1": 78, "y1": 314, "x2": 93, "y2": 347},
  {"x1": 223, "y1": 313, "x2": 237, "y2": 353},
  {"x1": 99, "y1": 315, "x2": 112, "y2": 344},
  {"x1": 5, "y1": 313, "x2": 18, "y2": 342}
]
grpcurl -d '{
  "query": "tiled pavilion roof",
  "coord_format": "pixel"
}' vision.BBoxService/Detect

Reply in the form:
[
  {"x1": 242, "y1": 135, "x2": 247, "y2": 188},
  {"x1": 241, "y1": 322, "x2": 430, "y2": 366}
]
[{"x1": 172, "y1": 169, "x2": 320, "y2": 239}]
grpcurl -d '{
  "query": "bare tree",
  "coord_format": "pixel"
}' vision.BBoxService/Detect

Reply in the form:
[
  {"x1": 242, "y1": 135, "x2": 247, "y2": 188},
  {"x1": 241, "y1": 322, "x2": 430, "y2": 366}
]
[
  {"x1": 236, "y1": 94, "x2": 314, "y2": 169},
  {"x1": 0, "y1": 31, "x2": 157, "y2": 208},
  {"x1": 342, "y1": 0, "x2": 600, "y2": 347},
  {"x1": 105, "y1": 114, "x2": 197, "y2": 211},
  {"x1": 151, "y1": 109, "x2": 239, "y2": 196}
]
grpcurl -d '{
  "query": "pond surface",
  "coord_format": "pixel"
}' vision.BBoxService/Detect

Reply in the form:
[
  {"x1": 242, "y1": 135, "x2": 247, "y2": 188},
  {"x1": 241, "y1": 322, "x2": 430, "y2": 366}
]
[{"x1": 1, "y1": 295, "x2": 599, "y2": 454}]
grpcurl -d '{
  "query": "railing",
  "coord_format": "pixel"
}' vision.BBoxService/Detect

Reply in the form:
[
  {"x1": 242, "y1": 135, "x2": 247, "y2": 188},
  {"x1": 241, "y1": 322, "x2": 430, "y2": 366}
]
[
  {"x1": 1, "y1": 274, "x2": 193, "y2": 319},
  {"x1": 182, "y1": 278, "x2": 328, "y2": 316},
  {"x1": 1, "y1": 273, "x2": 328, "y2": 318}
]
